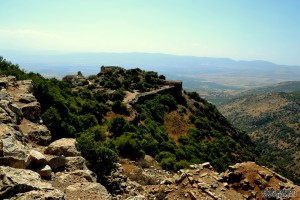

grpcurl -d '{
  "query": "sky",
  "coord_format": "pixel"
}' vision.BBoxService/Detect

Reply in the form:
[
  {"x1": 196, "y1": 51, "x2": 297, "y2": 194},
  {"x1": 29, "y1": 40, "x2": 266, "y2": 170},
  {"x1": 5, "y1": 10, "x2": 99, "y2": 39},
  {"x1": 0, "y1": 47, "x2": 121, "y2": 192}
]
[{"x1": 0, "y1": 0, "x2": 300, "y2": 65}]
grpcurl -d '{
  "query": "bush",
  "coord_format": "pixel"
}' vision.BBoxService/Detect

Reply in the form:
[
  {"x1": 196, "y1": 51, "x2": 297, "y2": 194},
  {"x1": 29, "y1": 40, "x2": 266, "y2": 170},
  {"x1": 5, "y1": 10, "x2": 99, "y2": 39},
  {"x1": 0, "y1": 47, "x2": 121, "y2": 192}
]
[
  {"x1": 114, "y1": 134, "x2": 145, "y2": 160},
  {"x1": 112, "y1": 100, "x2": 129, "y2": 115},
  {"x1": 111, "y1": 89, "x2": 126, "y2": 101},
  {"x1": 174, "y1": 160, "x2": 190, "y2": 171},
  {"x1": 155, "y1": 151, "x2": 176, "y2": 162},
  {"x1": 187, "y1": 91, "x2": 201, "y2": 102},
  {"x1": 158, "y1": 75, "x2": 166, "y2": 80},
  {"x1": 76, "y1": 131, "x2": 118, "y2": 182},
  {"x1": 160, "y1": 157, "x2": 176, "y2": 171},
  {"x1": 108, "y1": 116, "x2": 132, "y2": 137}
]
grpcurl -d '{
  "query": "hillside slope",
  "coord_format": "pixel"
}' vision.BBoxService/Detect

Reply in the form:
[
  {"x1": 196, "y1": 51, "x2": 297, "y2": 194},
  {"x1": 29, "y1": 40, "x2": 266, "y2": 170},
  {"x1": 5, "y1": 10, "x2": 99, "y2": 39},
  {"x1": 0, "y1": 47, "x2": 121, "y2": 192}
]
[
  {"x1": 219, "y1": 91, "x2": 300, "y2": 183},
  {"x1": 1, "y1": 57, "x2": 300, "y2": 199},
  {"x1": 0, "y1": 75, "x2": 299, "y2": 199}
]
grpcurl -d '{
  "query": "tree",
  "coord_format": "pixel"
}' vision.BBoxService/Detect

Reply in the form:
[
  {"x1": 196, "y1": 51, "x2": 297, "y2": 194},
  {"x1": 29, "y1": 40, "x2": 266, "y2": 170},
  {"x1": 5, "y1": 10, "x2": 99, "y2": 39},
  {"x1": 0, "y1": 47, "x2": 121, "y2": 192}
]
[{"x1": 108, "y1": 116, "x2": 129, "y2": 137}]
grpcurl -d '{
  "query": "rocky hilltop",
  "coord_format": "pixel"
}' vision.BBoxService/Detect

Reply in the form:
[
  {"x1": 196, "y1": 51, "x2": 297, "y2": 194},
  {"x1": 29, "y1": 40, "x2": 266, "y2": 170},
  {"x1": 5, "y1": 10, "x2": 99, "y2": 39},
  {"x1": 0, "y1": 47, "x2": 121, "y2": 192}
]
[{"x1": 1, "y1": 76, "x2": 300, "y2": 199}]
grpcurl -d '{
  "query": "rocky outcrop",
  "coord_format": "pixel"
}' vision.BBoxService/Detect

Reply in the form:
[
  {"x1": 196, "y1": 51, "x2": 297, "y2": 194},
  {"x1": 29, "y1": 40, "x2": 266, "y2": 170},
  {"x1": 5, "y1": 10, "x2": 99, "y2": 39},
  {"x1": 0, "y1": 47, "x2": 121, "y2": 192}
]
[
  {"x1": 0, "y1": 76, "x2": 111, "y2": 200},
  {"x1": 109, "y1": 159, "x2": 300, "y2": 200},
  {"x1": 0, "y1": 124, "x2": 29, "y2": 169},
  {"x1": 0, "y1": 166, "x2": 64, "y2": 199}
]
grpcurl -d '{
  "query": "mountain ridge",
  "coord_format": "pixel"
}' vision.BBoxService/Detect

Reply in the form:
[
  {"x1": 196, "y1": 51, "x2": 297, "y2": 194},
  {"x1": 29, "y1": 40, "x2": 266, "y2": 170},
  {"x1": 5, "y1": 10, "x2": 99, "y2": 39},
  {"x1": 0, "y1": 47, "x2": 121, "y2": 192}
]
[{"x1": 219, "y1": 82, "x2": 300, "y2": 184}]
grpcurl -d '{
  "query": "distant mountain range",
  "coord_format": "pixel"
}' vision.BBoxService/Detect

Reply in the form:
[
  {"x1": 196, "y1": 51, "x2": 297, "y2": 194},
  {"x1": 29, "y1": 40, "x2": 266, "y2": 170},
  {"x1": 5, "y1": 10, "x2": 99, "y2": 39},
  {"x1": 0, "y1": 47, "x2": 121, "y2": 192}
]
[{"x1": 1, "y1": 51, "x2": 300, "y2": 88}]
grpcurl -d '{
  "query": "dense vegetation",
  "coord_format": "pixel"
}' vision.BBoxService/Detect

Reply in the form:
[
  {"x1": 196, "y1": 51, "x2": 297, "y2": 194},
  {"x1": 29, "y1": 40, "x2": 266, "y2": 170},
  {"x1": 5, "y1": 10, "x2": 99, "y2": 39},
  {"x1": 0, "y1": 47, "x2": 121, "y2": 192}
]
[{"x1": 1, "y1": 57, "x2": 258, "y2": 185}]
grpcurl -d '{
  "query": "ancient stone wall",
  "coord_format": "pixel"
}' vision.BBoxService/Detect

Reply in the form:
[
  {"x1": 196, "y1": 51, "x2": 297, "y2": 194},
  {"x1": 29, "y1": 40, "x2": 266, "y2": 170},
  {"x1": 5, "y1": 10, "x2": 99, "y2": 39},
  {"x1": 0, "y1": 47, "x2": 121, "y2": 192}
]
[
  {"x1": 129, "y1": 84, "x2": 182, "y2": 105},
  {"x1": 100, "y1": 66, "x2": 121, "y2": 73}
]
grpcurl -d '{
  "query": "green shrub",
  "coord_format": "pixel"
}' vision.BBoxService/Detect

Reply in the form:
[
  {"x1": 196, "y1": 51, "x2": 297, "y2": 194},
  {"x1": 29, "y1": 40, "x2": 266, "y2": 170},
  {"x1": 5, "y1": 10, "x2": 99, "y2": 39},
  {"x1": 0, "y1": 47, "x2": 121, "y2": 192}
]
[
  {"x1": 76, "y1": 131, "x2": 118, "y2": 182},
  {"x1": 114, "y1": 134, "x2": 145, "y2": 160},
  {"x1": 174, "y1": 160, "x2": 190, "y2": 171},
  {"x1": 187, "y1": 91, "x2": 201, "y2": 101},
  {"x1": 111, "y1": 89, "x2": 126, "y2": 101},
  {"x1": 112, "y1": 100, "x2": 129, "y2": 115}
]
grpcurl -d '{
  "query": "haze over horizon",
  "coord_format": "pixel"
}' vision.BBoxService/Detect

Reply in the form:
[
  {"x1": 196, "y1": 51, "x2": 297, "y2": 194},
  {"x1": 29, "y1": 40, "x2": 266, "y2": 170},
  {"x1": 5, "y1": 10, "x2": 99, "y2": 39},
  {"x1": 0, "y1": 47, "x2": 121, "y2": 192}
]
[{"x1": 1, "y1": 0, "x2": 300, "y2": 66}]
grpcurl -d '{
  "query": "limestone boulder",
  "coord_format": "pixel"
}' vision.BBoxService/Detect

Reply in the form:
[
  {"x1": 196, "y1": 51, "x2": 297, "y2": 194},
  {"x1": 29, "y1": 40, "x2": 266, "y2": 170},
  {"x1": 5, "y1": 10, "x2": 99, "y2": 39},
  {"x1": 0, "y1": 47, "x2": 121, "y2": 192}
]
[
  {"x1": 45, "y1": 138, "x2": 80, "y2": 157},
  {"x1": 0, "y1": 100, "x2": 18, "y2": 124},
  {"x1": 9, "y1": 103, "x2": 23, "y2": 117},
  {"x1": 29, "y1": 150, "x2": 47, "y2": 167},
  {"x1": 37, "y1": 165, "x2": 52, "y2": 178},
  {"x1": 21, "y1": 101, "x2": 41, "y2": 122},
  {"x1": 0, "y1": 166, "x2": 56, "y2": 199},
  {"x1": 6, "y1": 189, "x2": 65, "y2": 200},
  {"x1": 0, "y1": 124, "x2": 29, "y2": 168},
  {"x1": 126, "y1": 195, "x2": 147, "y2": 200},
  {"x1": 69, "y1": 170, "x2": 98, "y2": 182},
  {"x1": 0, "y1": 90, "x2": 13, "y2": 101},
  {"x1": 48, "y1": 155, "x2": 68, "y2": 171},
  {"x1": 18, "y1": 93, "x2": 37, "y2": 103},
  {"x1": 16, "y1": 80, "x2": 33, "y2": 93},
  {"x1": 65, "y1": 156, "x2": 88, "y2": 171},
  {"x1": 0, "y1": 107, "x2": 13, "y2": 123},
  {"x1": 65, "y1": 182, "x2": 111, "y2": 200},
  {"x1": 0, "y1": 78, "x2": 8, "y2": 89},
  {"x1": 23, "y1": 124, "x2": 52, "y2": 146}
]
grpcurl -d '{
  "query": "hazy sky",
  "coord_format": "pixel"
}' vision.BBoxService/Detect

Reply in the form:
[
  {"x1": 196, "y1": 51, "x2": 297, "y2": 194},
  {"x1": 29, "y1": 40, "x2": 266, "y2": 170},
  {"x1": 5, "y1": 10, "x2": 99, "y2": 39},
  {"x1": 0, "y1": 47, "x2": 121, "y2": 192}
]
[{"x1": 1, "y1": 0, "x2": 300, "y2": 65}]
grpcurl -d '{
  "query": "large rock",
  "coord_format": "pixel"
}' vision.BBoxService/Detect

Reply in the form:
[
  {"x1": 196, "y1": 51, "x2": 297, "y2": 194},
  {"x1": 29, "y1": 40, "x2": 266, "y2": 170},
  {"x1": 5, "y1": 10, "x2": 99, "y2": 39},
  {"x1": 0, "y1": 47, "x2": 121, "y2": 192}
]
[
  {"x1": 0, "y1": 166, "x2": 57, "y2": 199},
  {"x1": 65, "y1": 182, "x2": 111, "y2": 200},
  {"x1": 0, "y1": 124, "x2": 29, "y2": 168},
  {"x1": 16, "y1": 80, "x2": 33, "y2": 93},
  {"x1": 6, "y1": 189, "x2": 65, "y2": 200},
  {"x1": 0, "y1": 107, "x2": 13, "y2": 123},
  {"x1": 126, "y1": 195, "x2": 147, "y2": 200},
  {"x1": 48, "y1": 155, "x2": 68, "y2": 171},
  {"x1": 45, "y1": 138, "x2": 80, "y2": 157},
  {"x1": 9, "y1": 103, "x2": 23, "y2": 117},
  {"x1": 0, "y1": 78, "x2": 8, "y2": 89},
  {"x1": 69, "y1": 170, "x2": 98, "y2": 182},
  {"x1": 37, "y1": 165, "x2": 52, "y2": 178},
  {"x1": 23, "y1": 124, "x2": 52, "y2": 146},
  {"x1": 29, "y1": 150, "x2": 47, "y2": 167},
  {"x1": 0, "y1": 90, "x2": 13, "y2": 101},
  {"x1": 18, "y1": 93, "x2": 37, "y2": 103},
  {"x1": 65, "y1": 156, "x2": 88, "y2": 171},
  {"x1": 21, "y1": 101, "x2": 41, "y2": 122},
  {"x1": 0, "y1": 100, "x2": 18, "y2": 124}
]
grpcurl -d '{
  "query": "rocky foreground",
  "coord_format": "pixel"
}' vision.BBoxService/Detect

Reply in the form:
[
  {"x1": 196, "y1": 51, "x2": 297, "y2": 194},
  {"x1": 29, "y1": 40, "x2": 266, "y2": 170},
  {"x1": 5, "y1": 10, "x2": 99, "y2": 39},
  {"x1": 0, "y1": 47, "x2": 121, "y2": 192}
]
[{"x1": 0, "y1": 76, "x2": 299, "y2": 200}]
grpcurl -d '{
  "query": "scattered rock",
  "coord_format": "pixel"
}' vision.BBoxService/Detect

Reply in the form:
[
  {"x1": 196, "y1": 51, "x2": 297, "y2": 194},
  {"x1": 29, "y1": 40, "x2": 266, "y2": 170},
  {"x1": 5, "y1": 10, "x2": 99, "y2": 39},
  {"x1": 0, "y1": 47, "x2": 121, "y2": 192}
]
[
  {"x1": 37, "y1": 165, "x2": 52, "y2": 178},
  {"x1": 160, "y1": 178, "x2": 173, "y2": 185},
  {"x1": 175, "y1": 172, "x2": 187, "y2": 184},
  {"x1": 201, "y1": 162, "x2": 211, "y2": 168},
  {"x1": 48, "y1": 155, "x2": 68, "y2": 171},
  {"x1": 29, "y1": 150, "x2": 47, "y2": 168},
  {"x1": 126, "y1": 195, "x2": 147, "y2": 200}
]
